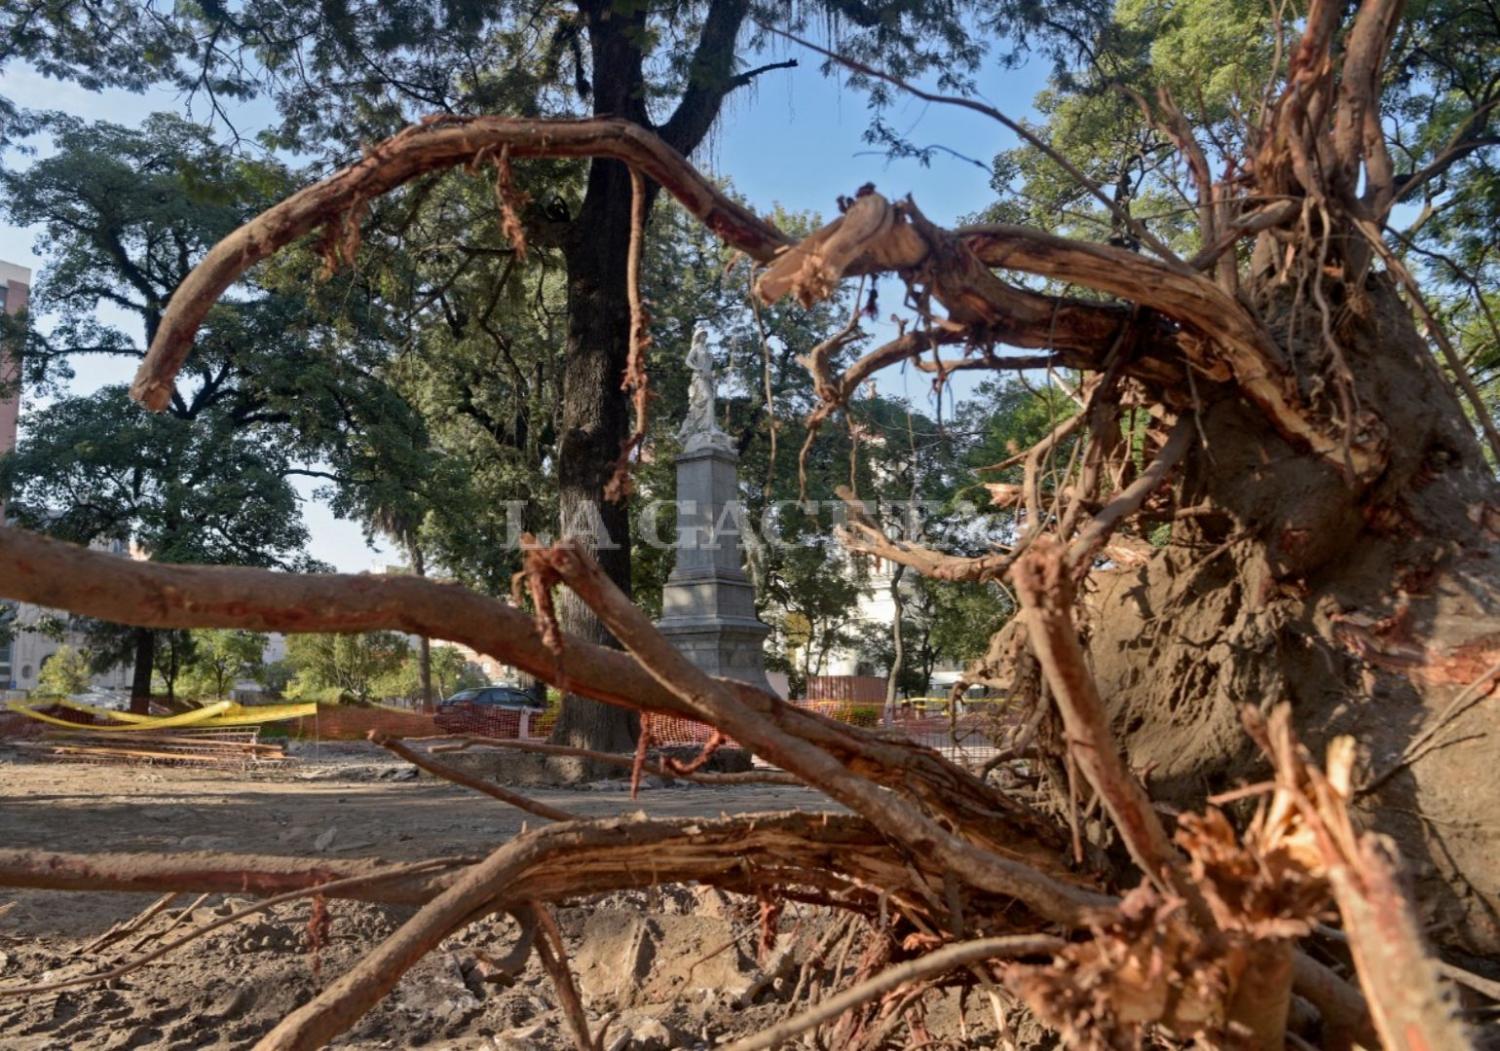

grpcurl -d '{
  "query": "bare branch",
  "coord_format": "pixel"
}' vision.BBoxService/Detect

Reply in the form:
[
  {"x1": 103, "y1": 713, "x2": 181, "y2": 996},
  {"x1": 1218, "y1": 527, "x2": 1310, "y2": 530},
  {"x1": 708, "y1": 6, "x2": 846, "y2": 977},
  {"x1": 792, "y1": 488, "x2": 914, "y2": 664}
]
[
  {"x1": 1065, "y1": 416, "x2": 1193, "y2": 573},
  {"x1": 1187, "y1": 199, "x2": 1300, "y2": 271},
  {"x1": 759, "y1": 194, "x2": 1135, "y2": 361},
  {"x1": 1334, "y1": 0, "x2": 1406, "y2": 205},
  {"x1": 132, "y1": 116, "x2": 789, "y2": 410},
  {"x1": 763, "y1": 25, "x2": 1184, "y2": 265},
  {"x1": 0, "y1": 848, "x2": 469, "y2": 905},
  {"x1": 0, "y1": 859, "x2": 463, "y2": 1000},
  {"x1": 0, "y1": 526, "x2": 1065, "y2": 849},
  {"x1": 526, "y1": 537, "x2": 1113, "y2": 925},
  {"x1": 531, "y1": 903, "x2": 595, "y2": 1051},
  {"x1": 757, "y1": 196, "x2": 1384, "y2": 478},
  {"x1": 236, "y1": 811, "x2": 933, "y2": 1050},
  {"x1": 835, "y1": 486, "x2": 1016, "y2": 584},
  {"x1": 368, "y1": 732, "x2": 577, "y2": 821},
  {"x1": 1391, "y1": 97, "x2": 1500, "y2": 213}
]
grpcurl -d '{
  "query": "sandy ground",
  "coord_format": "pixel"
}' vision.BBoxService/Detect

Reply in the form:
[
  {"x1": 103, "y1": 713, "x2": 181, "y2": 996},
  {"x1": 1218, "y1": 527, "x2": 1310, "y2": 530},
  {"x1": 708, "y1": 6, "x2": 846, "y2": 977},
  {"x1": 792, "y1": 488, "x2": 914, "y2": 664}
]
[
  {"x1": 1, "y1": 744, "x2": 985, "y2": 1050},
  {"x1": 0, "y1": 743, "x2": 828, "y2": 920}
]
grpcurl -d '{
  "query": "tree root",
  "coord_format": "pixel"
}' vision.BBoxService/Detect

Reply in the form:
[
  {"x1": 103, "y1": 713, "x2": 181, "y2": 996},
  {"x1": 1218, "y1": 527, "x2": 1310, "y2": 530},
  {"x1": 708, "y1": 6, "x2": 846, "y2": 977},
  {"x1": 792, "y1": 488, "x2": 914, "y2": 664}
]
[
  {"x1": 1, "y1": 8, "x2": 1480, "y2": 1037},
  {"x1": 720, "y1": 936, "x2": 1064, "y2": 1051}
]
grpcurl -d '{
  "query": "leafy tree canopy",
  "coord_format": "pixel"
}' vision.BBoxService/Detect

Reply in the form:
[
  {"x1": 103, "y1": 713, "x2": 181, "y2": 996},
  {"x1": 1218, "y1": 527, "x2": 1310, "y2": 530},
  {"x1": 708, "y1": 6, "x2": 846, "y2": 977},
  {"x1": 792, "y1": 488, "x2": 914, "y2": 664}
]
[
  {"x1": 35, "y1": 644, "x2": 90, "y2": 697},
  {"x1": 181, "y1": 628, "x2": 268, "y2": 699},
  {"x1": 285, "y1": 632, "x2": 411, "y2": 704}
]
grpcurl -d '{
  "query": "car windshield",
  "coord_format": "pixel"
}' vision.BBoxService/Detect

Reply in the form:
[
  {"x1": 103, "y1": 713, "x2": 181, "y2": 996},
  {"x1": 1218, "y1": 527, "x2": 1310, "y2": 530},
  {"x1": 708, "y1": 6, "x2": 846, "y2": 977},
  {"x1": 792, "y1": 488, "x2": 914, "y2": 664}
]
[{"x1": 445, "y1": 690, "x2": 482, "y2": 703}]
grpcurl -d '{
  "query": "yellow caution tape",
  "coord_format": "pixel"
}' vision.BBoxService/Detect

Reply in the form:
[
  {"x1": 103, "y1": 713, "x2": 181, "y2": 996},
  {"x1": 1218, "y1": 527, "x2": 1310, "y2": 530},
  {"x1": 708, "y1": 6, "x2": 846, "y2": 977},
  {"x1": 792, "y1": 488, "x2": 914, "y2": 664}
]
[
  {"x1": 194, "y1": 702, "x2": 316, "y2": 727},
  {"x1": 45, "y1": 698, "x2": 152, "y2": 723},
  {"x1": 6, "y1": 700, "x2": 233, "y2": 732}
]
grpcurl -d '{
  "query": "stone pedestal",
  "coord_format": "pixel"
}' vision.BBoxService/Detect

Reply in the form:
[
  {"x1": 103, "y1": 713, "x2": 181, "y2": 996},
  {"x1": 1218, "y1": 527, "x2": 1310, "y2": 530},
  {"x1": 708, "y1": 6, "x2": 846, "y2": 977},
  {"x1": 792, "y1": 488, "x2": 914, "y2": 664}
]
[{"x1": 656, "y1": 444, "x2": 772, "y2": 692}]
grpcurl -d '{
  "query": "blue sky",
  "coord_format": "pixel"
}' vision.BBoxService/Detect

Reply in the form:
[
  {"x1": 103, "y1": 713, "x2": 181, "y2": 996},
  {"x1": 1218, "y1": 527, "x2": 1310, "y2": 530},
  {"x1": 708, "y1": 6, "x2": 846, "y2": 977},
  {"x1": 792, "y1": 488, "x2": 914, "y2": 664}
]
[{"x1": 0, "y1": 38, "x2": 1048, "y2": 572}]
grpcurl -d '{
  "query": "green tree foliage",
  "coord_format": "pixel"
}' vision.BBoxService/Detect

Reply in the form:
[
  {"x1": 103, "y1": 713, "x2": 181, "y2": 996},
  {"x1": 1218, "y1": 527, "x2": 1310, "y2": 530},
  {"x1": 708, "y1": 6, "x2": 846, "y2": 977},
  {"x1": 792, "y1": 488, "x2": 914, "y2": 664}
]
[
  {"x1": 926, "y1": 579, "x2": 1012, "y2": 668},
  {"x1": 0, "y1": 0, "x2": 1076, "y2": 752},
  {"x1": 183, "y1": 629, "x2": 268, "y2": 699},
  {"x1": 1, "y1": 390, "x2": 309, "y2": 563},
  {"x1": 0, "y1": 112, "x2": 419, "y2": 708},
  {"x1": 256, "y1": 659, "x2": 296, "y2": 699},
  {"x1": 979, "y1": 0, "x2": 1499, "y2": 406},
  {"x1": 762, "y1": 534, "x2": 869, "y2": 696},
  {"x1": 35, "y1": 645, "x2": 91, "y2": 697},
  {"x1": 151, "y1": 630, "x2": 197, "y2": 705},
  {"x1": 285, "y1": 632, "x2": 410, "y2": 704},
  {"x1": 372, "y1": 644, "x2": 489, "y2": 704}
]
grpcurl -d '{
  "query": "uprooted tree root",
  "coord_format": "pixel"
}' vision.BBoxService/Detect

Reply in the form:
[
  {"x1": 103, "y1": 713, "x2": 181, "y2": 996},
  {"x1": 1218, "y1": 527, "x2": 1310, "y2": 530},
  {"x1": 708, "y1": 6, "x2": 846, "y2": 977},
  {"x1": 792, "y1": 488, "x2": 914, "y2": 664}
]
[
  {"x1": 1, "y1": 0, "x2": 1496, "y2": 1044},
  {"x1": 0, "y1": 532, "x2": 1475, "y2": 1049}
]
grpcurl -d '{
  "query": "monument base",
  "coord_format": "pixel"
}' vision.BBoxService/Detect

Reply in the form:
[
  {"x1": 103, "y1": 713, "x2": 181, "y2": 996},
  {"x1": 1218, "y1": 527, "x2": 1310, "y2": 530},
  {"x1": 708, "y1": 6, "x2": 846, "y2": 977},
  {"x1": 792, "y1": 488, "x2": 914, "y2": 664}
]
[{"x1": 655, "y1": 615, "x2": 773, "y2": 694}]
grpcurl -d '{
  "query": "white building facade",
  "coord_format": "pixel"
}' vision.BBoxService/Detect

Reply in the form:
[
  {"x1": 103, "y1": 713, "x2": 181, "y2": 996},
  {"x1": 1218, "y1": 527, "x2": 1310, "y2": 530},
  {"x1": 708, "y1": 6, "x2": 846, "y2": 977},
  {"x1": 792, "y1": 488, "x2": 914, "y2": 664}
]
[{"x1": 0, "y1": 261, "x2": 134, "y2": 697}]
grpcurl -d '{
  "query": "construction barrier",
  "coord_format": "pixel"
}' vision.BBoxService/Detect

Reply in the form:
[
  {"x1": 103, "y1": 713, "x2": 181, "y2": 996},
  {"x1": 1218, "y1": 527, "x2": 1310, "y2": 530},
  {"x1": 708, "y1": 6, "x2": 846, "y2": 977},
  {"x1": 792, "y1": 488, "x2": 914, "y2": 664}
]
[
  {"x1": 805, "y1": 675, "x2": 886, "y2": 703},
  {"x1": 284, "y1": 705, "x2": 439, "y2": 741},
  {"x1": 7, "y1": 700, "x2": 234, "y2": 732}
]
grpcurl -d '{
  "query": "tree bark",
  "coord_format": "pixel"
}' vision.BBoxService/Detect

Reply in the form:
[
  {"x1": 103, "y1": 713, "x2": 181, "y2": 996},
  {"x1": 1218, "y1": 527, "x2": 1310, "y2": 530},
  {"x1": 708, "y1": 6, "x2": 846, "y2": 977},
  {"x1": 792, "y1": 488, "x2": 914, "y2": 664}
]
[
  {"x1": 128, "y1": 627, "x2": 153, "y2": 715},
  {"x1": 411, "y1": 544, "x2": 432, "y2": 710},
  {"x1": 548, "y1": 177, "x2": 644, "y2": 752},
  {"x1": 546, "y1": 0, "x2": 654, "y2": 757}
]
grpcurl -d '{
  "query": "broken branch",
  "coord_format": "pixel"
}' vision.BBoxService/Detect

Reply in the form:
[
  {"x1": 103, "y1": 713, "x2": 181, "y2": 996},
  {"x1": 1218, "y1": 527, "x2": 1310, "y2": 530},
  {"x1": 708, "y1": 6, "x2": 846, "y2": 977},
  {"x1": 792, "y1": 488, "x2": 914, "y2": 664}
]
[
  {"x1": 526, "y1": 537, "x2": 1112, "y2": 926},
  {"x1": 368, "y1": 731, "x2": 577, "y2": 821}
]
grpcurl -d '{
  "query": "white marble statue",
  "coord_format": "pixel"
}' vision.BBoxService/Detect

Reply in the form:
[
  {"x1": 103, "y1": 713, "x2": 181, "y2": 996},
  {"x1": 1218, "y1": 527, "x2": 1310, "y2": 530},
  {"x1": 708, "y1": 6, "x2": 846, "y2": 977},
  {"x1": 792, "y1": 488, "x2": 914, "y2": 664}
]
[{"x1": 679, "y1": 325, "x2": 733, "y2": 451}]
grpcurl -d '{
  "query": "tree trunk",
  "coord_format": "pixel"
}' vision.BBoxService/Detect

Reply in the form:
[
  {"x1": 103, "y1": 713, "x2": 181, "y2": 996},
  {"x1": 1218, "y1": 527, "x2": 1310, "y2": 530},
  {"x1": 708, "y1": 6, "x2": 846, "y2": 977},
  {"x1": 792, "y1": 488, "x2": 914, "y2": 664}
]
[
  {"x1": 549, "y1": 210, "x2": 643, "y2": 754},
  {"x1": 547, "y1": 1, "x2": 653, "y2": 757},
  {"x1": 418, "y1": 635, "x2": 432, "y2": 710},
  {"x1": 885, "y1": 562, "x2": 906, "y2": 726},
  {"x1": 411, "y1": 545, "x2": 432, "y2": 711},
  {"x1": 128, "y1": 627, "x2": 153, "y2": 715}
]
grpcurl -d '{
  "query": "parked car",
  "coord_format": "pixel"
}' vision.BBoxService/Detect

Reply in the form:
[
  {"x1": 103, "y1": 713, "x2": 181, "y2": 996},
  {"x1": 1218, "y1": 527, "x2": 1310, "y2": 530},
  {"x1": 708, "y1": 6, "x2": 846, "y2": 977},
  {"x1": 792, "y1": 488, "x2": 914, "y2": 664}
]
[{"x1": 434, "y1": 686, "x2": 545, "y2": 737}]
